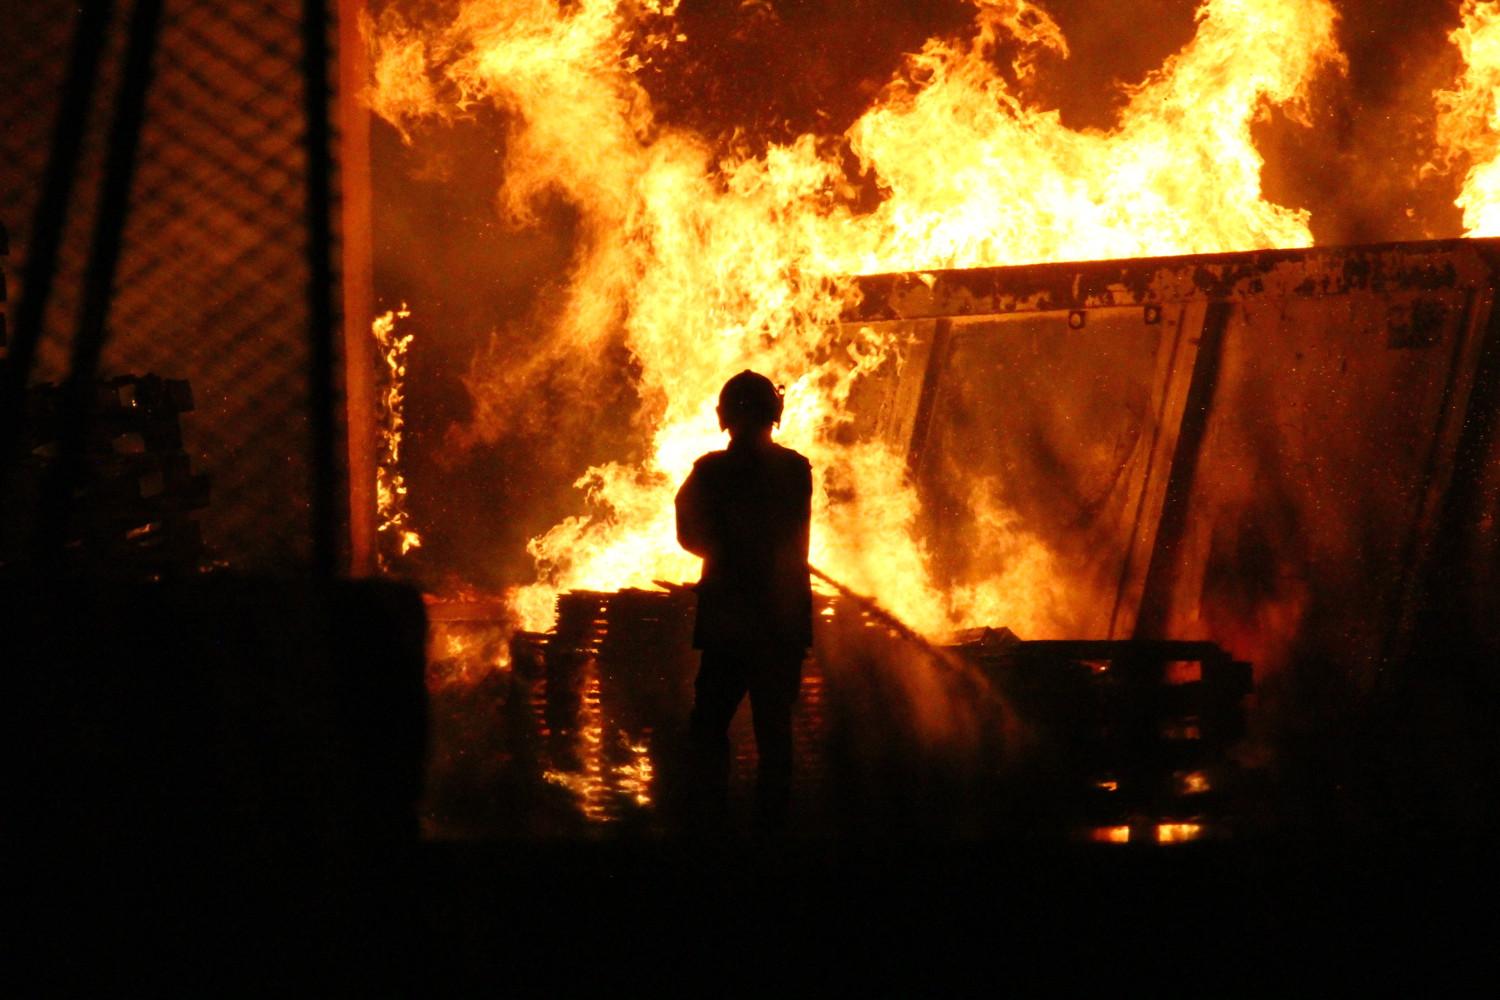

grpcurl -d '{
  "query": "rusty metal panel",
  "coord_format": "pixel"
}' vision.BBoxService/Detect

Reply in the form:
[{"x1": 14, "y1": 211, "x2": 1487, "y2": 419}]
[
  {"x1": 1144, "y1": 284, "x2": 1489, "y2": 674},
  {"x1": 1441, "y1": 344, "x2": 1500, "y2": 659},
  {"x1": 843, "y1": 238, "x2": 1500, "y2": 679},
  {"x1": 849, "y1": 239, "x2": 1500, "y2": 323}
]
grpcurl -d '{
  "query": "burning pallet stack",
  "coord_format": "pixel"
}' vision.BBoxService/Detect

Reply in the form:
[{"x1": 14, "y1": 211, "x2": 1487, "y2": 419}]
[
  {"x1": 499, "y1": 587, "x2": 1253, "y2": 839},
  {"x1": 507, "y1": 589, "x2": 696, "y2": 828},
  {"x1": 508, "y1": 586, "x2": 831, "y2": 830},
  {"x1": 3, "y1": 374, "x2": 209, "y2": 576}
]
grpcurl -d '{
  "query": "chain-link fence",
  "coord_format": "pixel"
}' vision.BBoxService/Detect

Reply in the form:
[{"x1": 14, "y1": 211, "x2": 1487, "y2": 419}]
[{"x1": 1, "y1": 0, "x2": 350, "y2": 573}]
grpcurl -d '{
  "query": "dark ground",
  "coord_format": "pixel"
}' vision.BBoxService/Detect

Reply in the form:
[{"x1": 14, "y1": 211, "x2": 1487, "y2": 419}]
[
  {"x1": 10, "y1": 578, "x2": 1499, "y2": 990},
  {"x1": 20, "y1": 836, "x2": 1499, "y2": 991}
]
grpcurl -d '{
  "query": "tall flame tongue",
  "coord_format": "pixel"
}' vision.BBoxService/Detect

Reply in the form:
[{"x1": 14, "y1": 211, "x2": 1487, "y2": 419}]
[
  {"x1": 373, "y1": 305, "x2": 422, "y2": 567},
  {"x1": 1436, "y1": 0, "x2": 1500, "y2": 235},
  {"x1": 370, "y1": 0, "x2": 1343, "y2": 638}
]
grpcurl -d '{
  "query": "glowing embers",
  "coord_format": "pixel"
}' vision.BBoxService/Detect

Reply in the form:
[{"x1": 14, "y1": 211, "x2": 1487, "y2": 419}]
[
  {"x1": 1088, "y1": 823, "x2": 1204, "y2": 845},
  {"x1": 1086, "y1": 772, "x2": 1211, "y2": 842},
  {"x1": 615, "y1": 733, "x2": 655, "y2": 808},
  {"x1": 1155, "y1": 822, "x2": 1203, "y2": 844}
]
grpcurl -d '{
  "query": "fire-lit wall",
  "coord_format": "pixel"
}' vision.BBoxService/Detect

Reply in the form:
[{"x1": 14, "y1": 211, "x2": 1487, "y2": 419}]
[{"x1": 843, "y1": 238, "x2": 1500, "y2": 682}]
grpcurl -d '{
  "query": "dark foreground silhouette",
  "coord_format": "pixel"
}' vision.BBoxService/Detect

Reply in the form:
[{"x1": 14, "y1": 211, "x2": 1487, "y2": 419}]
[{"x1": 676, "y1": 370, "x2": 812, "y2": 829}]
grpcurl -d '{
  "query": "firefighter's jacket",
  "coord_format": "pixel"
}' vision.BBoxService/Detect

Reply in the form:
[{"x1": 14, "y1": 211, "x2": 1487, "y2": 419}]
[{"x1": 675, "y1": 439, "x2": 813, "y2": 650}]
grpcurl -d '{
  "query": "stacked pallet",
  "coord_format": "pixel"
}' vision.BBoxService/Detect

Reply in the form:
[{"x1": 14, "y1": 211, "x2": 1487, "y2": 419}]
[
  {"x1": 954, "y1": 633, "x2": 1252, "y2": 841},
  {"x1": 507, "y1": 587, "x2": 836, "y2": 830},
  {"x1": 506, "y1": 589, "x2": 693, "y2": 826},
  {"x1": 499, "y1": 588, "x2": 1254, "y2": 839},
  {"x1": 5, "y1": 374, "x2": 209, "y2": 576}
]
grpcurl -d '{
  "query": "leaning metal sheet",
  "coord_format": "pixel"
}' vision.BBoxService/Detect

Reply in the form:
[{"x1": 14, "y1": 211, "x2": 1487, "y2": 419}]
[{"x1": 842, "y1": 238, "x2": 1500, "y2": 679}]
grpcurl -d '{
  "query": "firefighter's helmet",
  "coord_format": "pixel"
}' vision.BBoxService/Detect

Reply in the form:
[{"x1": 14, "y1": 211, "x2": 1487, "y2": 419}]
[{"x1": 717, "y1": 369, "x2": 784, "y2": 429}]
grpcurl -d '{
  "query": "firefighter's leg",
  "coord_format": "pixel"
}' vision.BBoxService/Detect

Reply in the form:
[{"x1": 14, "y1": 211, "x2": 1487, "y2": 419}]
[
  {"x1": 687, "y1": 646, "x2": 747, "y2": 827},
  {"x1": 748, "y1": 647, "x2": 804, "y2": 831}
]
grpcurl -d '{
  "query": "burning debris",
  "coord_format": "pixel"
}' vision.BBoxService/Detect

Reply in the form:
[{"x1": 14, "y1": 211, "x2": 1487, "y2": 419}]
[
  {"x1": 368, "y1": 0, "x2": 1353, "y2": 631},
  {"x1": 364, "y1": 2, "x2": 1500, "y2": 839}
]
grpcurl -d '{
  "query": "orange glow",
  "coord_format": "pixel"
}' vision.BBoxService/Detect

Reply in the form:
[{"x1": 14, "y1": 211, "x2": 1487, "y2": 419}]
[
  {"x1": 542, "y1": 666, "x2": 610, "y2": 822},
  {"x1": 1435, "y1": 0, "x2": 1500, "y2": 235},
  {"x1": 1089, "y1": 822, "x2": 1204, "y2": 844},
  {"x1": 1156, "y1": 822, "x2": 1203, "y2": 844},
  {"x1": 372, "y1": 305, "x2": 422, "y2": 565},
  {"x1": 424, "y1": 615, "x2": 512, "y2": 689},
  {"x1": 1163, "y1": 660, "x2": 1202, "y2": 685},
  {"x1": 615, "y1": 737, "x2": 654, "y2": 809},
  {"x1": 368, "y1": 0, "x2": 1345, "y2": 636},
  {"x1": 542, "y1": 663, "x2": 655, "y2": 820}
]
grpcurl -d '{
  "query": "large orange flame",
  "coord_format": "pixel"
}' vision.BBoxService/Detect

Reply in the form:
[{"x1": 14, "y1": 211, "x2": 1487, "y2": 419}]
[
  {"x1": 1436, "y1": 0, "x2": 1500, "y2": 235},
  {"x1": 369, "y1": 0, "x2": 1344, "y2": 638}
]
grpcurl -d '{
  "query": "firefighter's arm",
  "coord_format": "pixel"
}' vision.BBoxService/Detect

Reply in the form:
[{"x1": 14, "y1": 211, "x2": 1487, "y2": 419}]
[
  {"x1": 675, "y1": 464, "x2": 713, "y2": 558},
  {"x1": 795, "y1": 456, "x2": 812, "y2": 562}
]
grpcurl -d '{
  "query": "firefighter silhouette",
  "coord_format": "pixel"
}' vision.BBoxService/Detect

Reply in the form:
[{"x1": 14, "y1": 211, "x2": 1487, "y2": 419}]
[{"x1": 675, "y1": 370, "x2": 812, "y2": 829}]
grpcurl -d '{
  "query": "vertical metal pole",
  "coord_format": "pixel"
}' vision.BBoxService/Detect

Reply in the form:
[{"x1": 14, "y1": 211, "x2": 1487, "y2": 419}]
[
  {"x1": 304, "y1": 0, "x2": 341, "y2": 579},
  {"x1": 0, "y1": 1, "x2": 113, "y2": 501},
  {"x1": 35, "y1": 0, "x2": 164, "y2": 562},
  {"x1": 338, "y1": 0, "x2": 378, "y2": 578}
]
